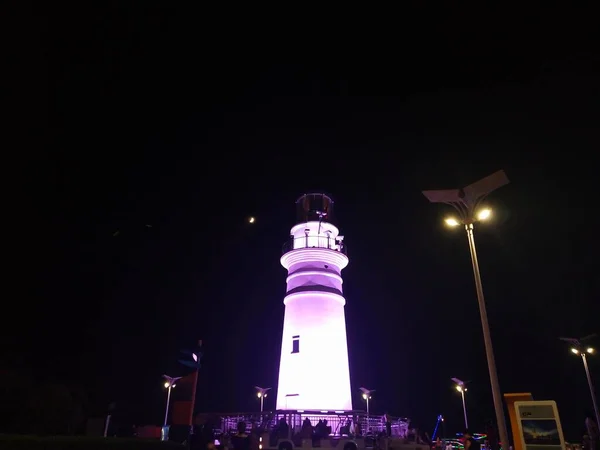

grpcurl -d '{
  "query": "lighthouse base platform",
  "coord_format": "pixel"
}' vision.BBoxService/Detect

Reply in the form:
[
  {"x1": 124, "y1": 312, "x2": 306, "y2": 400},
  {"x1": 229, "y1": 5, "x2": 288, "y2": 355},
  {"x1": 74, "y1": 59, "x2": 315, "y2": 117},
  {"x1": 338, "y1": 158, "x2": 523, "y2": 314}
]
[{"x1": 194, "y1": 410, "x2": 413, "y2": 450}]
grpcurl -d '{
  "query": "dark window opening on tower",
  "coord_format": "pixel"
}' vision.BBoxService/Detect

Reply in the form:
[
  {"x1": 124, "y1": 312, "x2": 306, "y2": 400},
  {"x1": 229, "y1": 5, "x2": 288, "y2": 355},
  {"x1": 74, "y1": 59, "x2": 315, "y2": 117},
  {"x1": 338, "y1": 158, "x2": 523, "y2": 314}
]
[{"x1": 292, "y1": 335, "x2": 300, "y2": 354}]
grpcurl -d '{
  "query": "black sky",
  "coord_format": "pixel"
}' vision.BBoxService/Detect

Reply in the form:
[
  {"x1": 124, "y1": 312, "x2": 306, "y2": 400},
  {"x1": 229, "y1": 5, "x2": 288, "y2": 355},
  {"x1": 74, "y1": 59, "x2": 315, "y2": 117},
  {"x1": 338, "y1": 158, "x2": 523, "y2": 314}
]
[{"x1": 6, "y1": 3, "x2": 600, "y2": 441}]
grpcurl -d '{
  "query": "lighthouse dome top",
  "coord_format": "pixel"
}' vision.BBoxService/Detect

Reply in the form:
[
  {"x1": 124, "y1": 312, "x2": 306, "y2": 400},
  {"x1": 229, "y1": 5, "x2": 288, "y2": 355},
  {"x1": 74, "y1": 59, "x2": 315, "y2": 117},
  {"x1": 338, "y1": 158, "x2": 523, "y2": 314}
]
[
  {"x1": 295, "y1": 193, "x2": 334, "y2": 224},
  {"x1": 282, "y1": 193, "x2": 347, "y2": 259}
]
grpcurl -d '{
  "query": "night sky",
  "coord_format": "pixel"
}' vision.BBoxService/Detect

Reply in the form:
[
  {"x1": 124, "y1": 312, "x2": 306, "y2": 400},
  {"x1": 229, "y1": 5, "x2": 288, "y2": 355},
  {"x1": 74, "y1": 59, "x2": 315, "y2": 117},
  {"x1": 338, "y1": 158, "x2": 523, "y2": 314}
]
[{"x1": 7, "y1": 3, "x2": 600, "y2": 442}]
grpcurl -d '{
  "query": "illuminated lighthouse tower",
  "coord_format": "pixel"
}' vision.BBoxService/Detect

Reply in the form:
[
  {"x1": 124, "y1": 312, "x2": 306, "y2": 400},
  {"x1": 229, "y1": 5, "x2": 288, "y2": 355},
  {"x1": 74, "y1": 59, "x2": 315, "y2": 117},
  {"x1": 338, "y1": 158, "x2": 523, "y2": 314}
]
[{"x1": 276, "y1": 193, "x2": 352, "y2": 411}]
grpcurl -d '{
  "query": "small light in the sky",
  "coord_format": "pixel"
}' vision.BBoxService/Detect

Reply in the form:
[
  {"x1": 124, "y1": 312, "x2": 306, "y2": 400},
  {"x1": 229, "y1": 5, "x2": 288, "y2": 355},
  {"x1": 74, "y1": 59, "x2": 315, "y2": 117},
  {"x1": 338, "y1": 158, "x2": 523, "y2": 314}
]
[{"x1": 249, "y1": 216, "x2": 255, "y2": 224}]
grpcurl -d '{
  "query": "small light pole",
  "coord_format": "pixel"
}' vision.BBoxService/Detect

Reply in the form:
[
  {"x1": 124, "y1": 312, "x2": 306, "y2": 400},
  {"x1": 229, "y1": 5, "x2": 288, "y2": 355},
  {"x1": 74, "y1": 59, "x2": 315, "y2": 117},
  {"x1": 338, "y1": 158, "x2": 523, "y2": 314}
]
[
  {"x1": 560, "y1": 335, "x2": 600, "y2": 427},
  {"x1": 255, "y1": 386, "x2": 271, "y2": 412},
  {"x1": 163, "y1": 375, "x2": 182, "y2": 427},
  {"x1": 103, "y1": 402, "x2": 116, "y2": 438},
  {"x1": 452, "y1": 378, "x2": 469, "y2": 429},
  {"x1": 360, "y1": 387, "x2": 375, "y2": 431},
  {"x1": 423, "y1": 170, "x2": 510, "y2": 450}
]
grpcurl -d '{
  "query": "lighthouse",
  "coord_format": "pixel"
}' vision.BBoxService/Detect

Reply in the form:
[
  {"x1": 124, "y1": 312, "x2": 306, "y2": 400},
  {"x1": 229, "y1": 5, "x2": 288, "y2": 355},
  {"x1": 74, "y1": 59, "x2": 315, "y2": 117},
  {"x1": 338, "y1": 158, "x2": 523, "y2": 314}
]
[{"x1": 276, "y1": 193, "x2": 353, "y2": 411}]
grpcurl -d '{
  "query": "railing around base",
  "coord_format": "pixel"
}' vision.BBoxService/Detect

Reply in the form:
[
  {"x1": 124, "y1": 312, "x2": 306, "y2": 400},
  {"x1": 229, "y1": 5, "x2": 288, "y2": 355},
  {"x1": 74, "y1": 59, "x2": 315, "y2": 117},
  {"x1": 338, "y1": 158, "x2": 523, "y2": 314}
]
[{"x1": 213, "y1": 410, "x2": 408, "y2": 438}]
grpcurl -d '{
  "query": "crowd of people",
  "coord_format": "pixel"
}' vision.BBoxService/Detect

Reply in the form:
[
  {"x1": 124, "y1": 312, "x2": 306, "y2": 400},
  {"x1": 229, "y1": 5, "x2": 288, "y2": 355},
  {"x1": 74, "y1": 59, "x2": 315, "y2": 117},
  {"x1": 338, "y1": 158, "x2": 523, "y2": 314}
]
[{"x1": 187, "y1": 411, "x2": 599, "y2": 450}]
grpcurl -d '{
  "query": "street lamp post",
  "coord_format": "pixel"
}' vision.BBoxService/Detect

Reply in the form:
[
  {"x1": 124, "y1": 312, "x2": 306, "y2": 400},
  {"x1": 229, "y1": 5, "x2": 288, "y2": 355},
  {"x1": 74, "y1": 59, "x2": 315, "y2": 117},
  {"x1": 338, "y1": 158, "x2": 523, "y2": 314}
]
[
  {"x1": 560, "y1": 335, "x2": 600, "y2": 427},
  {"x1": 255, "y1": 386, "x2": 271, "y2": 412},
  {"x1": 452, "y1": 378, "x2": 469, "y2": 429},
  {"x1": 162, "y1": 375, "x2": 182, "y2": 427},
  {"x1": 360, "y1": 387, "x2": 375, "y2": 431},
  {"x1": 423, "y1": 170, "x2": 510, "y2": 450}
]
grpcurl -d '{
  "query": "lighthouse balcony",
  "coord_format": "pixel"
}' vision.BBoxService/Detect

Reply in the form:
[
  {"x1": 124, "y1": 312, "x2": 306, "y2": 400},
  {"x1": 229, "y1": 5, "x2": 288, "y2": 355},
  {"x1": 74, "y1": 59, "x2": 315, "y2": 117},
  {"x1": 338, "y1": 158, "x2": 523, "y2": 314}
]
[{"x1": 282, "y1": 236, "x2": 347, "y2": 255}]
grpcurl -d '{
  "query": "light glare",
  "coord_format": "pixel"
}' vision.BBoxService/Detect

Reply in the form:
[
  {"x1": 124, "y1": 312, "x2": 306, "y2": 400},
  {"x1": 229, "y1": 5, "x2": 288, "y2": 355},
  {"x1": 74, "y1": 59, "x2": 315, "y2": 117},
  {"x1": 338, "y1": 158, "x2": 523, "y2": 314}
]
[
  {"x1": 571, "y1": 348, "x2": 579, "y2": 354},
  {"x1": 456, "y1": 385, "x2": 462, "y2": 392},
  {"x1": 249, "y1": 216, "x2": 255, "y2": 224},
  {"x1": 164, "y1": 382, "x2": 170, "y2": 388},
  {"x1": 477, "y1": 209, "x2": 491, "y2": 221},
  {"x1": 445, "y1": 218, "x2": 460, "y2": 227},
  {"x1": 587, "y1": 347, "x2": 595, "y2": 354}
]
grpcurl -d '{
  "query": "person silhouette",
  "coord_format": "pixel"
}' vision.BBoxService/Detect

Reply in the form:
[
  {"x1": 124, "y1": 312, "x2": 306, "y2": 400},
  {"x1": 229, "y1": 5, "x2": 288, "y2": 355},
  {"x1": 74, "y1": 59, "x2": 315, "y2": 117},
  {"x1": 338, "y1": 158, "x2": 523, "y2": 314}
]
[{"x1": 585, "y1": 411, "x2": 599, "y2": 450}]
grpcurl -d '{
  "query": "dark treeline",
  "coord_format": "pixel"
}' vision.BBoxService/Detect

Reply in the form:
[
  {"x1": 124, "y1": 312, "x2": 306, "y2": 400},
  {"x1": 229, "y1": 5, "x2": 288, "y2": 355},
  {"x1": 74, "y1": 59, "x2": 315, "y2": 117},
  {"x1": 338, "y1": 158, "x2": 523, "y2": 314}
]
[{"x1": 0, "y1": 370, "x2": 88, "y2": 435}]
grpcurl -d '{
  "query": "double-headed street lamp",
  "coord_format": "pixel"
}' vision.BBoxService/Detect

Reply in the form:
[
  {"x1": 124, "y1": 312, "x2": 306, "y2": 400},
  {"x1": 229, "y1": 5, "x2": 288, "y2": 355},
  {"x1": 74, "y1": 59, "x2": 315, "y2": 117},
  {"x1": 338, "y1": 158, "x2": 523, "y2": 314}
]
[
  {"x1": 360, "y1": 387, "x2": 374, "y2": 414},
  {"x1": 360, "y1": 387, "x2": 375, "y2": 431},
  {"x1": 255, "y1": 386, "x2": 271, "y2": 412},
  {"x1": 162, "y1": 375, "x2": 182, "y2": 427},
  {"x1": 452, "y1": 378, "x2": 469, "y2": 429},
  {"x1": 423, "y1": 170, "x2": 510, "y2": 450},
  {"x1": 560, "y1": 335, "x2": 600, "y2": 427}
]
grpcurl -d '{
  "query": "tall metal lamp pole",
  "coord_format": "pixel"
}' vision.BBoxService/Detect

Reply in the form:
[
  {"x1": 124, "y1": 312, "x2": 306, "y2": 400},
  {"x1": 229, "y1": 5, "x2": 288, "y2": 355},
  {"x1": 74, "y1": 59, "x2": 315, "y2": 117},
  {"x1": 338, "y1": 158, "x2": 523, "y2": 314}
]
[
  {"x1": 360, "y1": 387, "x2": 375, "y2": 432},
  {"x1": 162, "y1": 375, "x2": 182, "y2": 427},
  {"x1": 560, "y1": 335, "x2": 600, "y2": 427},
  {"x1": 423, "y1": 170, "x2": 510, "y2": 449},
  {"x1": 452, "y1": 378, "x2": 469, "y2": 429}
]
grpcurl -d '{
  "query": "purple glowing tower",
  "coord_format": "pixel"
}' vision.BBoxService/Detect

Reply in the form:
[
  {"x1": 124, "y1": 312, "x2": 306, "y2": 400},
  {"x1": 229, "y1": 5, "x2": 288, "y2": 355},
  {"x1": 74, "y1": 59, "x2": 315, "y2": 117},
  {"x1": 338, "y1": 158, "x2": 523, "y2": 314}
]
[{"x1": 276, "y1": 194, "x2": 352, "y2": 411}]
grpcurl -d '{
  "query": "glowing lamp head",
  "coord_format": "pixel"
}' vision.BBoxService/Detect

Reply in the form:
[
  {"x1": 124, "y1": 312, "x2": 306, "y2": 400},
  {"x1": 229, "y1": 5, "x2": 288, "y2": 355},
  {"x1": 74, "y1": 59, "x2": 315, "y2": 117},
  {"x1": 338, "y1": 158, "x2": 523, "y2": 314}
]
[
  {"x1": 571, "y1": 348, "x2": 580, "y2": 354},
  {"x1": 445, "y1": 218, "x2": 460, "y2": 227},
  {"x1": 587, "y1": 347, "x2": 595, "y2": 354},
  {"x1": 455, "y1": 385, "x2": 462, "y2": 392},
  {"x1": 477, "y1": 208, "x2": 492, "y2": 221},
  {"x1": 249, "y1": 217, "x2": 255, "y2": 224},
  {"x1": 257, "y1": 392, "x2": 262, "y2": 398},
  {"x1": 164, "y1": 382, "x2": 170, "y2": 388},
  {"x1": 192, "y1": 353, "x2": 198, "y2": 362}
]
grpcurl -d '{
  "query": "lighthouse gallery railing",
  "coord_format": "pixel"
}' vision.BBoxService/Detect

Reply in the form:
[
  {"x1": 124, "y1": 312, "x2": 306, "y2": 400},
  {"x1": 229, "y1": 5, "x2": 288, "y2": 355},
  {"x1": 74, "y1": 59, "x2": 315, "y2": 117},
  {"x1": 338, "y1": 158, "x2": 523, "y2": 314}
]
[{"x1": 282, "y1": 236, "x2": 348, "y2": 255}]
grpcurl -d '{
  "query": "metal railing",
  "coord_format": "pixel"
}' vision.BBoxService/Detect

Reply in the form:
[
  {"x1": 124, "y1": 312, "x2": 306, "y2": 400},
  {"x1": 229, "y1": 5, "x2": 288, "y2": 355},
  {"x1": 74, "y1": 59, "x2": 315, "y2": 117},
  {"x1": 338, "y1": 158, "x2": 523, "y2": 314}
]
[
  {"x1": 214, "y1": 411, "x2": 409, "y2": 438},
  {"x1": 282, "y1": 236, "x2": 348, "y2": 255}
]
